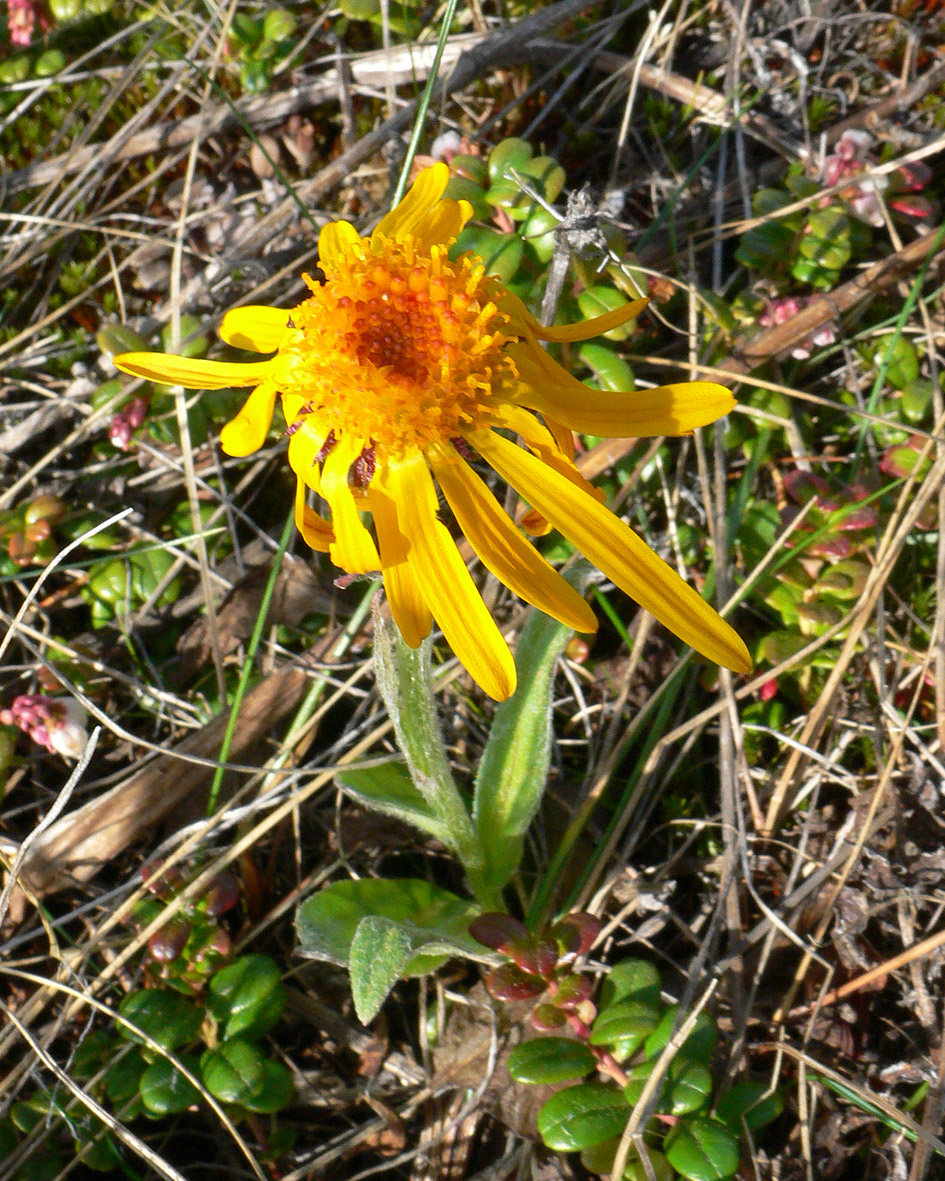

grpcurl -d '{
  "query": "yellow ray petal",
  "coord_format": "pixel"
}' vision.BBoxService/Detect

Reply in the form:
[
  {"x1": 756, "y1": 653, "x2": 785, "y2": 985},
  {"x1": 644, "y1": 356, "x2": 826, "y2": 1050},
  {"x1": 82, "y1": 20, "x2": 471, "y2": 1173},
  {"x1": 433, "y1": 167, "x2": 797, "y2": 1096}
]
[
  {"x1": 388, "y1": 451, "x2": 516, "y2": 701},
  {"x1": 287, "y1": 425, "x2": 327, "y2": 492},
  {"x1": 430, "y1": 447, "x2": 598, "y2": 635},
  {"x1": 493, "y1": 403, "x2": 605, "y2": 505},
  {"x1": 294, "y1": 480, "x2": 333, "y2": 552},
  {"x1": 412, "y1": 198, "x2": 474, "y2": 252},
  {"x1": 508, "y1": 343, "x2": 735, "y2": 437},
  {"x1": 367, "y1": 459, "x2": 432, "y2": 648},
  {"x1": 318, "y1": 219, "x2": 362, "y2": 269},
  {"x1": 114, "y1": 352, "x2": 272, "y2": 390},
  {"x1": 473, "y1": 428, "x2": 751, "y2": 674},
  {"x1": 320, "y1": 436, "x2": 380, "y2": 574},
  {"x1": 219, "y1": 382, "x2": 279, "y2": 456},
  {"x1": 501, "y1": 290, "x2": 650, "y2": 342},
  {"x1": 219, "y1": 306, "x2": 293, "y2": 352},
  {"x1": 372, "y1": 163, "x2": 450, "y2": 243}
]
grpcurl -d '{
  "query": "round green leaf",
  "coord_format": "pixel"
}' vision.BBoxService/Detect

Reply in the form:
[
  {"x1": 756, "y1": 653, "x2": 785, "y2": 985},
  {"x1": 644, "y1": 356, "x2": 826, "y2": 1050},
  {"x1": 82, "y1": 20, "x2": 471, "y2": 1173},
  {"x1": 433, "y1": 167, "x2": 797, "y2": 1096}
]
[
  {"x1": 208, "y1": 954, "x2": 286, "y2": 1041},
  {"x1": 715, "y1": 1080, "x2": 783, "y2": 1133},
  {"x1": 576, "y1": 287, "x2": 636, "y2": 341},
  {"x1": 521, "y1": 205, "x2": 559, "y2": 263},
  {"x1": 599, "y1": 959, "x2": 661, "y2": 1009},
  {"x1": 667, "y1": 1060, "x2": 713, "y2": 1114},
  {"x1": 104, "y1": 1050, "x2": 147, "y2": 1103},
  {"x1": 487, "y1": 137, "x2": 533, "y2": 184},
  {"x1": 537, "y1": 1082, "x2": 629, "y2": 1152},
  {"x1": 240, "y1": 1058, "x2": 295, "y2": 1113},
  {"x1": 200, "y1": 1038, "x2": 266, "y2": 1105},
  {"x1": 117, "y1": 990, "x2": 204, "y2": 1053},
  {"x1": 139, "y1": 1055, "x2": 201, "y2": 1116},
  {"x1": 507, "y1": 1037, "x2": 597, "y2": 1084},
  {"x1": 590, "y1": 999, "x2": 661, "y2": 1060},
  {"x1": 644, "y1": 1007, "x2": 717, "y2": 1066},
  {"x1": 577, "y1": 342, "x2": 635, "y2": 392},
  {"x1": 581, "y1": 1138, "x2": 675, "y2": 1181},
  {"x1": 665, "y1": 1117, "x2": 740, "y2": 1181},
  {"x1": 876, "y1": 334, "x2": 919, "y2": 390}
]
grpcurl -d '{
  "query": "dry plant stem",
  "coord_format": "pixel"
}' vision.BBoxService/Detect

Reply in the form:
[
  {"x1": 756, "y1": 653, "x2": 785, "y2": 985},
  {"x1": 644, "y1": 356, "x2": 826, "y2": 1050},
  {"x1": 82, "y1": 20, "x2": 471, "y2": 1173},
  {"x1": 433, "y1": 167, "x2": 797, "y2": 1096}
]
[
  {"x1": 0, "y1": 970, "x2": 262, "y2": 1181},
  {"x1": 0, "y1": 998, "x2": 194, "y2": 1181},
  {"x1": 787, "y1": 923, "x2": 945, "y2": 1019},
  {"x1": 13, "y1": 664, "x2": 307, "y2": 897},
  {"x1": 0, "y1": 33, "x2": 485, "y2": 195},
  {"x1": 770, "y1": 692, "x2": 930, "y2": 1027},
  {"x1": 763, "y1": 426, "x2": 945, "y2": 835},
  {"x1": 721, "y1": 223, "x2": 945, "y2": 375},
  {"x1": 758, "y1": 1041, "x2": 945, "y2": 1158}
]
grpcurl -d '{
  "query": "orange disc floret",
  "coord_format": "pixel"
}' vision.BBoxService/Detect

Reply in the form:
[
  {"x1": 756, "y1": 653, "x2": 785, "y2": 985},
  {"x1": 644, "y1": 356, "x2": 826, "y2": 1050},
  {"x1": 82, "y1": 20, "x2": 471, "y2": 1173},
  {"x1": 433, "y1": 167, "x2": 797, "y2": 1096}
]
[{"x1": 276, "y1": 237, "x2": 517, "y2": 458}]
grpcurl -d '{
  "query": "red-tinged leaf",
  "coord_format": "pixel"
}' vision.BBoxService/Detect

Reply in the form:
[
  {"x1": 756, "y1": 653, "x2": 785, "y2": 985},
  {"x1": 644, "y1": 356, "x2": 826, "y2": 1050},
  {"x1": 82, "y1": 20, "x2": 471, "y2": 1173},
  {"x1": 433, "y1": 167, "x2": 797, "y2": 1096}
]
[
  {"x1": 551, "y1": 912, "x2": 601, "y2": 958},
  {"x1": 468, "y1": 912, "x2": 528, "y2": 953},
  {"x1": 485, "y1": 962, "x2": 547, "y2": 1002}
]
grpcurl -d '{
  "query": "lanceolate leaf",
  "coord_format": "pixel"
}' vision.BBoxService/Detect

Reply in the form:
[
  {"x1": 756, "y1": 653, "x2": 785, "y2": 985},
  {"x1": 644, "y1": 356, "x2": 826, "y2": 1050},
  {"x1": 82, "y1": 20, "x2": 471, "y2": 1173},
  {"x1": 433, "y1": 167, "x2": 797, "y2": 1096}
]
[
  {"x1": 473, "y1": 563, "x2": 592, "y2": 896},
  {"x1": 349, "y1": 917, "x2": 414, "y2": 1023},
  {"x1": 337, "y1": 760, "x2": 454, "y2": 845}
]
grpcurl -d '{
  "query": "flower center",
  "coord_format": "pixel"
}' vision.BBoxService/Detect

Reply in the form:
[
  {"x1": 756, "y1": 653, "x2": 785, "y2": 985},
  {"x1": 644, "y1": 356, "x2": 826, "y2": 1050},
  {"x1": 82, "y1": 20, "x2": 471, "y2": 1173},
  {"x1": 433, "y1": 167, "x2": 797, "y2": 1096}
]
[{"x1": 276, "y1": 237, "x2": 517, "y2": 456}]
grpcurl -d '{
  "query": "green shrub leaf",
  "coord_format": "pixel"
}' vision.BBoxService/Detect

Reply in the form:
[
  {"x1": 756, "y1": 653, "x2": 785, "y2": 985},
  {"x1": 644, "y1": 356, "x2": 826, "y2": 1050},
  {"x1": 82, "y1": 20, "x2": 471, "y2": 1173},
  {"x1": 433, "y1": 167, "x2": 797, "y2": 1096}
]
[
  {"x1": 537, "y1": 1082, "x2": 629, "y2": 1151},
  {"x1": 665, "y1": 1117, "x2": 740, "y2": 1181},
  {"x1": 507, "y1": 1037, "x2": 597, "y2": 1084}
]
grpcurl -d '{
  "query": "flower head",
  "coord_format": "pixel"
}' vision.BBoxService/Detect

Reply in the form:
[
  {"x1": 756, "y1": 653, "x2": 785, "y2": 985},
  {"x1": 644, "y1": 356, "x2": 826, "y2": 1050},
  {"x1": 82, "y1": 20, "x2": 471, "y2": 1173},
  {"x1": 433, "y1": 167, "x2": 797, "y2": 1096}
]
[{"x1": 115, "y1": 164, "x2": 749, "y2": 699}]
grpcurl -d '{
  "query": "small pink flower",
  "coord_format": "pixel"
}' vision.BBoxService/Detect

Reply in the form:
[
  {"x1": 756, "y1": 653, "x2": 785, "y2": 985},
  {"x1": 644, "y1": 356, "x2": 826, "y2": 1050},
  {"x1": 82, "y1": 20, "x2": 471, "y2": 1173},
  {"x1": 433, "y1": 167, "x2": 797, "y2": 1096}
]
[
  {"x1": 108, "y1": 396, "x2": 150, "y2": 450},
  {"x1": 0, "y1": 694, "x2": 89, "y2": 760},
  {"x1": 760, "y1": 295, "x2": 837, "y2": 359},
  {"x1": 7, "y1": 0, "x2": 37, "y2": 45}
]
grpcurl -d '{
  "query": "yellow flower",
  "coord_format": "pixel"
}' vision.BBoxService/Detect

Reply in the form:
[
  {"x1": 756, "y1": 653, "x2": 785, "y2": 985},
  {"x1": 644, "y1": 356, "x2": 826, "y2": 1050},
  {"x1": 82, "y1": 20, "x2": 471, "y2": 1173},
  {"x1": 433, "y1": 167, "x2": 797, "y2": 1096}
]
[{"x1": 115, "y1": 164, "x2": 750, "y2": 700}]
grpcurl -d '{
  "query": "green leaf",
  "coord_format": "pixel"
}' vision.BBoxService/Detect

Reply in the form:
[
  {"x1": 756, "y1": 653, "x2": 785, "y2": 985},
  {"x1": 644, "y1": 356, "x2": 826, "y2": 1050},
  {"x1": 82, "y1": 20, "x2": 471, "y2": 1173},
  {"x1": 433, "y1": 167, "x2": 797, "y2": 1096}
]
[
  {"x1": 296, "y1": 878, "x2": 485, "y2": 972},
  {"x1": 589, "y1": 999, "x2": 662, "y2": 1060},
  {"x1": 337, "y1": 761, "x2": 453, "y2": 845},
  {"x1": 208, "y1": 954, "x2": 286, "y2": 1041},
  {"x1": 664, "y1": 1117, "x2": 740, "y2": 1181},
  {"x1": 507, "y1": 1037, "x2": 597, "y2": 1084},
  {"x1": 521, "y1": 205, "x2": 559, "y2": 263},
  {"x1": 487, "y1": 137, "x2": 533, "y2": 184},
  {"x1": 599, "y1": 959, "x2": 662, "y2": 1010},
  {"x1": 139, "y1": 1055, "x2": 201, "y2": 1116},
  {"x1": 581, "y1": 1138, "x2": 675, "y2": 1181},
  {"x1": 372, "y1": 619, "x2": 479, "y2": 870},
  {"x1": 644, "y1": 1007, "x2": 717, "y2": 1066},
  {"x1": 454, "y1": 225, "x2": 523, "y2": 283},
  {"x1": 241, "y1": 1058, "x2": 295, "y2": 1113},
  {"x1": 349, "y1": 916, "x2": 415, "y2": 1023},
  {"x1": 117, "y1": 990, "x2": 204, "y2": 1053},
  {"x1": 537, "y1": 1082, "x2": 629, "y2": 1152},
  {"x1": 667, "y1": 1060, "x2": 714, "y2": 1114},
  {"x1": 200, "y1": 1038, "x2": 266, "y2": 1105},
  {"x1": 576, "y1": 342, "x2": 635, "y2": 392},
  {"x1": 576, "y1": 287, "x2": 636, "y2": 341},
  {"x1": 715, "y1": 1080, "x2": 783, "y2": 1133},
  {"x1": 104, "y1": 1049, "x2": 147, "y2": 1103},
  {"x1": 472, "y1": 564, "x2": 592, "y2": 896},
  {"x1": 876, "y1": 334, "x2": 919, "y2": 389}
]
